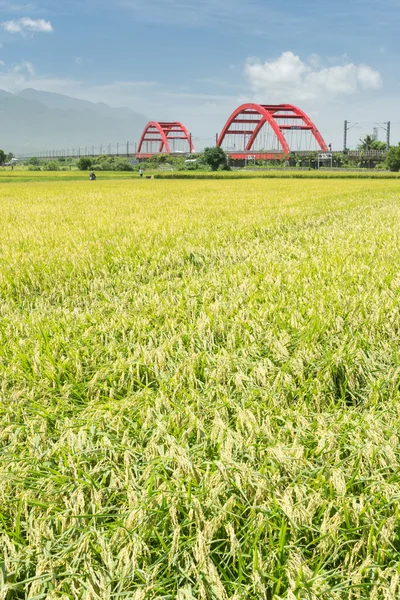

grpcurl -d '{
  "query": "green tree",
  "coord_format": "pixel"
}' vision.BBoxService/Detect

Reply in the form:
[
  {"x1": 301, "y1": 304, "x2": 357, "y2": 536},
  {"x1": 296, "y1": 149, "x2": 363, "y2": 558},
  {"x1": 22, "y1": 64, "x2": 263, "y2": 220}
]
[
  {"x1": 385, "y1": 145, "x2": 400, "y2": 171},
  {"x1": 6, "y1": 152, "x2": 14, "y2": 163},
  {"x1": 202, "y1": 146, "x2": 228, "y2": 171},
  {"x1": 113, "y1": 158, "x2": 134, "y2": 171},
  {"x1": 44, "y1": 161, "x2": 59, "y2": 171},
  {"x1": 0, "y1": 150, "x2": 6, "y2": 165},
  {"x1": 28, "y1": 157, "x2": 40, "y2": 166},
  {"x1": 358, "y1": 135, "x2": 375, "y2": 151},
  {"x1": 370, "y1": 140, "x2": 387, "y2": 151},
  {"x1": 77, "y1": 157, "x2": 93, "y2": 171}
]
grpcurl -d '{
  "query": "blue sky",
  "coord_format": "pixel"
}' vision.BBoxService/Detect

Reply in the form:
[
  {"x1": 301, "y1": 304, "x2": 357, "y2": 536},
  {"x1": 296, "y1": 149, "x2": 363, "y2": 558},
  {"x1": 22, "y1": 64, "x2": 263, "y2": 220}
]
[{"x1": 0, "y1": 0, "x2": 399, "y2": 148}]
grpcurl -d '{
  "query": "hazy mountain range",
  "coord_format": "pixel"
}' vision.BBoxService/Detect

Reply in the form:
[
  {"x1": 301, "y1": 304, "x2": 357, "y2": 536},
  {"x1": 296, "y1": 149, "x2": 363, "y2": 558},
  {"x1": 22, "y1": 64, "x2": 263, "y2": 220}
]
[{"x1": 0, "y1": 89, "x2": 149, "y2": 155}]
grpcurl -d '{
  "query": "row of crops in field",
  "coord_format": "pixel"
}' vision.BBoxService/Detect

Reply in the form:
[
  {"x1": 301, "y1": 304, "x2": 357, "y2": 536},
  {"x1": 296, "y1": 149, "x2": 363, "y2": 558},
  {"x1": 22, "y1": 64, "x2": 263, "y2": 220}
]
[
  {"x1": 1, "y1": 178, "x2": 400, "y2": 598},
  {"x1": 152, "y1": 171, "x2": 400, "y2": 179},
  {"x1": 1, "y1": 169, "x2": 400, "y2": 184}
]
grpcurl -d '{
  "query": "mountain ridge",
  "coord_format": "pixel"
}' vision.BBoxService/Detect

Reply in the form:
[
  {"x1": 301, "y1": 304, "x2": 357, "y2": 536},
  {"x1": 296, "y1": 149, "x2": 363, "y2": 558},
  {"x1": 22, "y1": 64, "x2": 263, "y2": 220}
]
[{"x1": 0, "y1": 88, "x2": 149, "y2": 154}]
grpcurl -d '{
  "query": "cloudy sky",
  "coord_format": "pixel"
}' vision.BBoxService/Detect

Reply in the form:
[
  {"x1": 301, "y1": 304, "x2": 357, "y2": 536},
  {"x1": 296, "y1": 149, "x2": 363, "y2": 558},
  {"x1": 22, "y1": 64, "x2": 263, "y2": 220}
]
[{"x1": 0, "y1": 0, "x2": 399, "y2": 148}]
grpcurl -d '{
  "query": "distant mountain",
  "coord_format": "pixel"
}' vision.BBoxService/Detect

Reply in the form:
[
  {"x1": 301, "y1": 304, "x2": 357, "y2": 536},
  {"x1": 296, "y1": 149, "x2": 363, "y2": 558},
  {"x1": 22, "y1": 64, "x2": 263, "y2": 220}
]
[
  {"x1": 18, "y1": 89, "x2": 135, "y2": 120},
  {"x1": 0, "y1": 89, "x2": 14, "y2": 99},
  {"x1": 0, "y1": 89, "x2": 149, "y2": 154}
]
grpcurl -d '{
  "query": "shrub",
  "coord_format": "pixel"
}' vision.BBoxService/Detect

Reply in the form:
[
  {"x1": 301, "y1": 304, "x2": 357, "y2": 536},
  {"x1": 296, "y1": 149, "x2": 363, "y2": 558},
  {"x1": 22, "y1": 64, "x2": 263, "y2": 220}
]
[
  {"x1": 385, "y1": 145, "x2": 400, "y2": 172},
  {"x1": 77, "y1": 157, "x2": 93, "y2": 171},
  {"x1": 44, "y1": 161, "x2": 59, "y2": 171},
  {"x1": 113, "y1": 158, "x2": 134, "y2": 171}
]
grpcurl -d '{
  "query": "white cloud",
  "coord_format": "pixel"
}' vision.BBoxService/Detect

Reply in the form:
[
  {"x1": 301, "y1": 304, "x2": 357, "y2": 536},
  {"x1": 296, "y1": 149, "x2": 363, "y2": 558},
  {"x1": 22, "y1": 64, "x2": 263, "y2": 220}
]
[
  {"x1": 245, "y1": 51, "x2": 382, "y2": 101},
  {"x1": 308, "y1": 54, "x2": 323, "y2": 69},
  {"x1": 14, "y1": 60, "x2": 35, "y2": 75},
  {"x1": 1, "y1": 16, "x2": 53, "y2": 35}
]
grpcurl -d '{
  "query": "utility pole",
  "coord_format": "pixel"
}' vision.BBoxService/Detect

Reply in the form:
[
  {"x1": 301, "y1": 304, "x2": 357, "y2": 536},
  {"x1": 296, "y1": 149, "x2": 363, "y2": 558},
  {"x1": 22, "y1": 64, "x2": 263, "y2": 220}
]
[
  {"x1": 387, "y1": 121, "x2": 391, "y2": 151},
  {"x1": 343, "y1": 120, "x2": 358, "y2": 152},
  {"x1": 117, "y1": 142, "x2": 119, "y2": 157},
  {"x1": 127, "y1": 141, "x2": 129, "y2": 156},
  {"x1": 375, "y1": 121, "x2": 391, "y2": 151},
  {"x1": 216, "y1": 133, "x2": 219, "y2": 146}
]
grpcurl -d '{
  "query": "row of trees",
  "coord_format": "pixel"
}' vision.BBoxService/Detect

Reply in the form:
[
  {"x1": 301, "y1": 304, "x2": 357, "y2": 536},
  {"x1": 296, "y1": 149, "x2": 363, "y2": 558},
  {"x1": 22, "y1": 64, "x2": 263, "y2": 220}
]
[
  {"x1": 203, "y1": 144, "x2": 400, "y2": 171},
  {"x1": 73, "y1": 144, "x2": 400, "y2": 173},
  {"x1": 76, "y1": 146, "x2": 229, "y2": 172},
  {"x1": 77, "y1": 156, "x2": 135, "y2": 171},
  {"x1": 20, "y1": 140, "x2": 400, "y2": 172}
]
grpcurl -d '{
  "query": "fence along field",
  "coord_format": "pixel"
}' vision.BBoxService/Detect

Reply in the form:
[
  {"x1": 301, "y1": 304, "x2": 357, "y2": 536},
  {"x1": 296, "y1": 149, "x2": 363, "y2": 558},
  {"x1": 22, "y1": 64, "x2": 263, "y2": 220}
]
[{"x1": 1, "y1": 178, "x2": 400, "y2": 598}]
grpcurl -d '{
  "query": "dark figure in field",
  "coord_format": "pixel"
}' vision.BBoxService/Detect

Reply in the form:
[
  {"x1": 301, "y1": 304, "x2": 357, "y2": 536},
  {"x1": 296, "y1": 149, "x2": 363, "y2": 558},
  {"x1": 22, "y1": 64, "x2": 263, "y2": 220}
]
[
  {"x1": 89, "y1": 172, "x2": 96, "y2": 181},
  {"x1": 139, "y1": 168, "x2": 144, "y2": 178}
]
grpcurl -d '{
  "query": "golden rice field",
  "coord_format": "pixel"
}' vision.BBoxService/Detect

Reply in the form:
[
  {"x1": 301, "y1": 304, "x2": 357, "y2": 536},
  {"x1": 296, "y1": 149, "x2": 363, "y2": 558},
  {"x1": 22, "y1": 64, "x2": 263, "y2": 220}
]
[{"x1": 1, "y1": 178, "x2": 400, "y2": 599}]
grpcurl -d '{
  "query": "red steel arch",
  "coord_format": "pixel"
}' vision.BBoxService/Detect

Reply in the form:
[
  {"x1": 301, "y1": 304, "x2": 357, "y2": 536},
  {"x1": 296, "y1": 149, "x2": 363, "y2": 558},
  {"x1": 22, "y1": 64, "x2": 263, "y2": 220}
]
[
  {"x1": 217, "y1": 103, "x2": 328, "y2": 159},
  {"x1": 137, "y1": 121, "x2": 195, "y2": 158}
]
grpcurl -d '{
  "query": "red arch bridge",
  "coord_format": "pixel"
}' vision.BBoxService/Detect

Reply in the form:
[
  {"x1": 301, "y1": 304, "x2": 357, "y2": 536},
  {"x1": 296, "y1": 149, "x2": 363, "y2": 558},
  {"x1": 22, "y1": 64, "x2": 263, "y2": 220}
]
[
  {"x1": 136, "y1": 121, "x2": 195, "y2": 158},
  {"x1": 218, "y1": 103, "x2": 328, "y2": 160},
  {"x1": 135, "y1": 104, "x2": 328, "y2": 160}
]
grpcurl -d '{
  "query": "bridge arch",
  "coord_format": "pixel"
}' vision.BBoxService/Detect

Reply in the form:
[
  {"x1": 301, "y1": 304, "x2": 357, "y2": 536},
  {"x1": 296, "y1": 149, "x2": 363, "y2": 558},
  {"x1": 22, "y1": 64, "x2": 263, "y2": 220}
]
[
  {"x1": 217, "y1": 103, "x2": 328, "y2": 159},
  {"x1": 137, "y1": 121, "x2": 194, "y2": 158}
]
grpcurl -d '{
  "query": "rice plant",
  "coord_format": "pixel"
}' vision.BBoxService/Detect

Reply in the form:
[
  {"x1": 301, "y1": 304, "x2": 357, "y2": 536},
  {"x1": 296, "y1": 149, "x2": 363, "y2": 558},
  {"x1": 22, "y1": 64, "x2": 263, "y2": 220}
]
[{"x1": 1, "y1": 178, "x2": 400, "y2": 599}]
